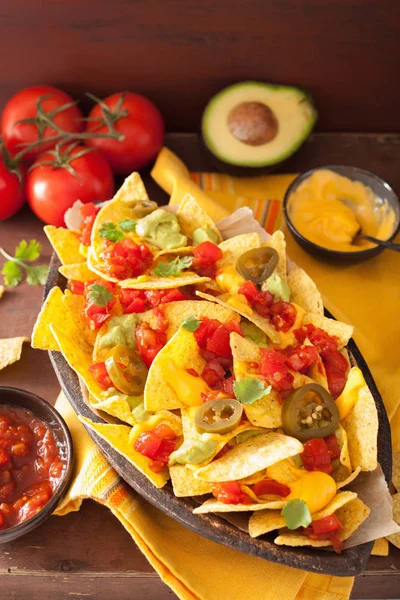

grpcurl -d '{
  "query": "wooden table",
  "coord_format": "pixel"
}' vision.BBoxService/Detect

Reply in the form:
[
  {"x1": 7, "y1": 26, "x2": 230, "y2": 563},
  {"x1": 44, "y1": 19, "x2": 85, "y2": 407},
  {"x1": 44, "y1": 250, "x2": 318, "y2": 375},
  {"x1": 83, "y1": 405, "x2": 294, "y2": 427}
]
[{"x1": 0, "y1": 133, "x2": 399, "y2": 599}]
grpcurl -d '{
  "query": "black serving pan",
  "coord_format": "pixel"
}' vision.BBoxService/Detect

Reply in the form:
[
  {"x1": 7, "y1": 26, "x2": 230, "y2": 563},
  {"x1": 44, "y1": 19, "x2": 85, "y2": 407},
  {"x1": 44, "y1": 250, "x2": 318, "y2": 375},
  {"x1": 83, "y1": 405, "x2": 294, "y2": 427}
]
[{"x1": 44, "y1": 254, "x2": 391, "y2": 577}]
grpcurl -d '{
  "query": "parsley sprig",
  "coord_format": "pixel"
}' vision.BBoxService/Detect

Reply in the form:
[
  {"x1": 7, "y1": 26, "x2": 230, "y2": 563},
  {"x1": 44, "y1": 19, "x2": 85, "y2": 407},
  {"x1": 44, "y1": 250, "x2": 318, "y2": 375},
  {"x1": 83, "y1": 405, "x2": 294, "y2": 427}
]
[
  {"x1": 0, "y1": 240, "x2": 49, "y2": 287},
  {"x1": 233, "y1": 377, "x2": 271, "y2": 405},
  {"x1": 281, "y1": 499, "x2": 312, "y2": 530},
  {"x1": 99, "y1": 219, "x2": 137, "y2": 242},
  {"x1": 153, "y1": 256, "x2": 193, "y2": 277},
  {"x1": 182, "y1": 316, "x2": 201, "y2": 332},
  {"x1": 87, "y1": 284, "x2": 114, "y2": 307}
]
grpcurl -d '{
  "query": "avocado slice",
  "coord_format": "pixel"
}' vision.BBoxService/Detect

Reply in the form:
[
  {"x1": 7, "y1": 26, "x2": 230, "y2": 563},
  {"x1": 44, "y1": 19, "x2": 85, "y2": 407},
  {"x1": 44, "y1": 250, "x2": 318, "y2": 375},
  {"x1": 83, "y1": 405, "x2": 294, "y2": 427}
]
[{"x1": 202, "y1": 81, "x2": 317, "y2": 169}]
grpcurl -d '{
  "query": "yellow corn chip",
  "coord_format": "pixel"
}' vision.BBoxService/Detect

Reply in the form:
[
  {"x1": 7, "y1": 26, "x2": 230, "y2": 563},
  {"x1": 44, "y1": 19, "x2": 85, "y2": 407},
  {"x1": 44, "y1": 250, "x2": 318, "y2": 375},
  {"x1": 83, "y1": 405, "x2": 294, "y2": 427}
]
[
  {"x1": 217, "y1": 233, "x2": 261, "y2": 270},
  {"x1": 287, "y1": 267, "x2": 324, "y2": 316},
  {"x1": 62, "y1": 290, "x2": 97, "y2": 348},
  {"x1": 194, "y1": 432, "x2": 303, "y2": 482},
  {"x1": 392, "y1": 450, "x2": 400, "y2": 492},
  {"x1": 193, "y1": 498, "x2": 286, "y2": 514},
  {"x1": 372, "y1": 538, "x2": 389, "y2": 556},
  {"x1": 337, "y1": 466, "x2": 362, "y2": 490},
  {"x1": 263, "y1": 231, "x2": 287, "y2": 281},
  {"x1": 120, "y1": 272, "x2": 211, "y2": 290},
  {"x1": 59, "y1": 262, "x2": 98, "y2": 282},
  {"x1": 80, "y1": 416, "x2": 169, "y2": 488},
  {"x1": 170, "y1": 464, "x2": 213, "y2": 497},
  {"x1": 176, "y1": 194, "x2": 222, "y2": 243},
  {"x1": 44, "y1": 225, "x2": 83, "y2": 265},
  {"x1": 342, "y1": 385, "x2": 378, "y2": 471},
  {"x1": 386, "y1": 493, "x2": 400, "y2": 549},
  {"x1": 303, "y1": 313, "x2": 353, "y2": 349},
  {"x1": 31, "y1": 287, "x2": 64, "y2": 351},
  {"x1": 0, "y1": 336, "x2": 28, "y2": 370}
]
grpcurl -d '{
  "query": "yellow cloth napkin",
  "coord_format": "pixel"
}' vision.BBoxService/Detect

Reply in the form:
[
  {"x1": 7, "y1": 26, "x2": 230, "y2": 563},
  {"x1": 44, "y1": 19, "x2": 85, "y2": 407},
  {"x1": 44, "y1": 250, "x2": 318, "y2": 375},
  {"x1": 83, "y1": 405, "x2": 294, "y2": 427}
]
[{"x1": 54, "y1": 392, "x2": 354, "y2": 600}]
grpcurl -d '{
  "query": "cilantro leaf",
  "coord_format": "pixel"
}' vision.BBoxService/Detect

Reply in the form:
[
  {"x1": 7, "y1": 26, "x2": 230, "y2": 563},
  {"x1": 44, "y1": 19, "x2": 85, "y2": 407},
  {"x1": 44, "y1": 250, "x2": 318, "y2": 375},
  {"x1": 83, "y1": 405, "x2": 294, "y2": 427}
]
[
  {"x1": 281, "y1": 499, "x2": 312, "y2": 530},
  {"x1": 119, "y1": 219, "x2": 137, "y2": 232},
  {"x1": 182, "y1": 316, "x2": 201, "y2": 332},
  {"x1": 0, "y1": 240, "x2": 48, "y2": 288},
  {"x1": 233, "y1": 377, "x2": 271, "y2": 405},
  {"x1": 99, "y1": 222, "x2": 124, "y2": 242},
  {"x1": 153, "y1": 256, "x2": 193, "y2": 277},
  {"x1": 15, "y1": 239, "x2": 41, "y2": 262},
  {"x1": 87, "y1": 284, "x2": 113, "y2": 307},
  {"x1": 26, "y1": 265, "x2": 49, "y2": 286},
  {"x1": 2, "y1": 261, "x2": 23, "y2": 287}
]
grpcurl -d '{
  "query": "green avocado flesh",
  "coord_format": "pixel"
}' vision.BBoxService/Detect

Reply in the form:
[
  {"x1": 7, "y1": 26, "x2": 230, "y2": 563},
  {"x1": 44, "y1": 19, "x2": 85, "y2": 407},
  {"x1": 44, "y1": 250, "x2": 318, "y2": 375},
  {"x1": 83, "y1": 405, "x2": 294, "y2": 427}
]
[{"x1": 202, "y1": 81, "x2": 317, "y2": 168}]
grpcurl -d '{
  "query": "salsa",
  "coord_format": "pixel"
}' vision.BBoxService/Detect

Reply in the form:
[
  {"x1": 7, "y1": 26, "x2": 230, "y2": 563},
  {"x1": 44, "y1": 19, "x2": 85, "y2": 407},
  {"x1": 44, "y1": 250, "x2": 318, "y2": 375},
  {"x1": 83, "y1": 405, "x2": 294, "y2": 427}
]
[{"x1": 0, "y1": 405, "x2": 65, "y2": 530}]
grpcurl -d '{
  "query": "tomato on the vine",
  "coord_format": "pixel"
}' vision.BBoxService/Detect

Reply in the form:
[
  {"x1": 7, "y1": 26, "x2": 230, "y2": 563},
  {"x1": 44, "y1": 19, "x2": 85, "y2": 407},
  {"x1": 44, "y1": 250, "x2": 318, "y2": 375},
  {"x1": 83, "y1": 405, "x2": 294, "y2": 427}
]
[
  {"x1": 0, "y1": 148, "x2": 26, "y2": 220},
  {"x1": 1, "y1": 86, "x2": 84, "y2": 161},
  {"x1": 85, "y1": 92, "x2": 164, "y2": 173},
  {"x1": 26, "y1": 144, "x2": 114, "y2": 226}
]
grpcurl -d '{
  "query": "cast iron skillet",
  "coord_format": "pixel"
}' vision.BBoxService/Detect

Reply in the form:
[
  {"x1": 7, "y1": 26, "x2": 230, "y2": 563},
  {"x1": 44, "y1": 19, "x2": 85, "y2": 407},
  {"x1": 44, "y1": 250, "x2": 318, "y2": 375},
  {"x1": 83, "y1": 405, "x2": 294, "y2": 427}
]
[{"x1": 45, "y1": 254, "x2": 391, "y2": 577}]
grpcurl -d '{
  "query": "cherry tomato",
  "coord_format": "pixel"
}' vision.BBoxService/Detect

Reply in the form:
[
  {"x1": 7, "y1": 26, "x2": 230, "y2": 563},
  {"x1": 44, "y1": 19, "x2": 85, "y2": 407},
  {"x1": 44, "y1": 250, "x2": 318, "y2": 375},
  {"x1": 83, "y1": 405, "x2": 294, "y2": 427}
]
[
  {"x1": 27, "y1": 145, "x2": 114, "y2": 226},
  {"x1": 211, "y1": 481, "x2": 252, "y2": 505},
  {"x1": 0, "y1": 153, "x2": 26, "y2": 220},
  {"x1": 85, "y1": 92, "x2": 164, "y2": 174},
  {"x1": 1, "y1": 86, "x2": 84, "y2": 161}
]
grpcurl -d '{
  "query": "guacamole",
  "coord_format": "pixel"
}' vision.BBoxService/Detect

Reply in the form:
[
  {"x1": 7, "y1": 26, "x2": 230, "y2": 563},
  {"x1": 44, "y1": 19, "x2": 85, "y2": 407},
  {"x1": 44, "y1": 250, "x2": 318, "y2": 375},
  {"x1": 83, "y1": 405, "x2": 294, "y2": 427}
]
[
  {"x1": 240, "y1": 321, "x2": 267, "y2": 345},
  {"x1": 192, "y1": 226, "x2": 218, "y2": 245},
  {"x1": 263, "y1": 273, "x2": 291, "y2": 302},
  {"x1": 136, "y1": 208, "x2": 187, "y2": 250},
  {"x1": 98, "y1": 314, "x2": 137, "y2": 350},
  {"x1": 169, "y1": 438, "x2": 217, "y2": 465}
]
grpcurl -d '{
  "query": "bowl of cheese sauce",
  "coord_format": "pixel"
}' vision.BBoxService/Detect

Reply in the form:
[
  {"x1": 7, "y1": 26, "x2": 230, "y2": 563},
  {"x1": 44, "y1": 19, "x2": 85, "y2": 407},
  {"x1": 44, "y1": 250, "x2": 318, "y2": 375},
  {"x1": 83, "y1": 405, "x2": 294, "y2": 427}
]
[{"x1": 283, "y1": 165, "x2": 399, "y2": 260}]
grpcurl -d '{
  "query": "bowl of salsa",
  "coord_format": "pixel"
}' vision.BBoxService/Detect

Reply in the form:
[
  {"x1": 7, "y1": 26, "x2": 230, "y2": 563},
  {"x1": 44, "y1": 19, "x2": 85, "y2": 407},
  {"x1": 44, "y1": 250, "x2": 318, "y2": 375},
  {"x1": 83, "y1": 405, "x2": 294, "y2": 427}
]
[{"x1": 0, "y1": 386, "x2": 73, "y2": 542}]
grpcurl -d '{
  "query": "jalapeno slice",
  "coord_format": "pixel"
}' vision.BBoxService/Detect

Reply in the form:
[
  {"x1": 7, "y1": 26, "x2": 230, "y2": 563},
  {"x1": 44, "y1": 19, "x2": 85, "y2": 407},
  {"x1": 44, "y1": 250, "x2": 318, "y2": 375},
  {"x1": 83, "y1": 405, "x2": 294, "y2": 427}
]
[
  {"x1": 281, "y1": 383, "x2": 340, "y2": 442},
  {"x1": 194, "y1": 399, "x2": 243, "y2": 434},
  {"x1": 236, "y1": 247, "x2": 279, "y2": 284},
  {"x1": 130, "y1": 199, "x2": 158, "y2": 219},
  {"x1": 105, "y1": 344, "x2": 148, "y2": 396}
]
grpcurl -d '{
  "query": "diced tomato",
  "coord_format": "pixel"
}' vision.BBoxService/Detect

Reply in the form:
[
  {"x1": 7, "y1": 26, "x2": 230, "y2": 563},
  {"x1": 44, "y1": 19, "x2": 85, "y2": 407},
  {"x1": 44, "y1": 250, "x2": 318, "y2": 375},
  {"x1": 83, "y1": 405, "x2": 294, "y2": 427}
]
[
  {"x1": 321, "y1": 349, "x2": 348, "y2": 398},
  {"x1": 212, "y1": 481, "x2": 252, "y2": 505},
  {"x1": 311, "y1": 514, "x2": 342, "y2": 535},
  {"x1": 259, "y1": 348, "x2": 294, "y2": 392},
  {"x1": 101, "y1": 238, "x2": 153, "y2": 280},
  {"x1": 195, "y1": 318, "x2": 242, "y2": 360},
  {"x1": 89, "y1": 362, "x2": 113, "y2": 390},
  {"x1": 134, "y1": 429, "x2": 177, "y2": 473},
  {"x1": 284, "y1": 344, "x2": 319, "y2": 373},
  {"x1": 120, "y1": 289, "x2": 147, "y2": 313},
  {"x1": 238, "y1": 281, "x2": 274, "y2": 318},
  {"x1": 294, "y1": 324, "x2": 338, "y2": 354},
  {"x1": 324, "y1": 433, "x2": 341, "y2": 460},
  {"x1": 77, "y1": 202, "x2": 100, "y2": 246},
  {"x1": 83, "y1": 279, "x2": 116, "y2": 330},
  {"x1": 136, "y1": 311, "x2": 168, "y2": 368},
  {"x1": 194, "y1": 318, "x2": 221, "y2": 348},
  {"x1": 252, "y1": 479, "x2": 291, "y2": 497},
  {"x1": 68, "y1": 279, "x2": 85, "y2": 295},
  {"x1": 186, "y1": 368, "x2": 199, "y2": 377},
  {"x1": 121, "y1": 288, "x2": 186, "y2": 314},
  {"x1": 201, "y1": 358, "x2": 226, "y2": 389},
  {"x1": 270, "y1": 301, "x2": 297, "y2": 332},
  {"x1": 222, "y1": 375, "x2": 235, "y2": 396},
  {"x1": 192, "y1": 242, "x2": 222, "y2": 278},
  {"x1": 301, "y1": 438, "x2": 333, "y2": 475},
  {"x1": 238, "y1": 281, "x2": 259, "y2": 304}
]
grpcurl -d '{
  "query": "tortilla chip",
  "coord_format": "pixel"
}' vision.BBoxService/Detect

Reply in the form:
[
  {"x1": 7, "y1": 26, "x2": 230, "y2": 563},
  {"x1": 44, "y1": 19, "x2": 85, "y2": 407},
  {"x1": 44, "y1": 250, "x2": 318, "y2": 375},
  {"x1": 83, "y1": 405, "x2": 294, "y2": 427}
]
[
  {"x1": 217, "y1": 233, "x2": 261, "y2": 270},
  {"x1": 334, "y1": 424, "x2": 352, "y2": 475},
  {"x1": 263, "y1": 231, "x2": 287, "y2": 281},
  {"x1": 86, "y1": 249, "x2": 119, "y2": 283},
  {"x1": 44, "y1": 225, "x2": 83, "y2": 265},
  {"x1": 91, "y1": 393, "x2": 144, "y2": 426},
  {"x1": 393, "y1": 450, "x2": 400, "y2": 492},
  {"x1": 62, "y1": 291, "x2": 97, "y2": 348},
  {"x1": 275, "y1": 497, "x2": 370, "y2": 547},
  {"x1": 144, "y1": 328, "x2": 207, "y2": 412},
  {"x1": 31, "y1": 287, "x2": 64, "y2": 351},
  {"x1": 337, "y1": 466, "x2": 362, "y2": 490},
  {"x1": 80, "y1": 417, "x2": 169, "y2": 488},
  {"x1": 249, "y1": 510, "x2": 285, "y2": 537},
  {"x1": 0, "y1": 336, "x2": 28, "y2": 370},
  {"x1": 120, "y1": 272, "x2": 211, "y2": 290},
  {"x1": 194, "y1": 432, "x2": 303, "y2": 482},
  {"x1": 287, "y1": 267, "x2": 324, "y2": 316},
  {"x1": 312, "y1": 491, "x2": 357, "y2": 521},
  {"x1": 197, "y1": 291, "x2": 280, "y2": 344},
  {"x1": 372, "y1": 538, "x2": 389, "y2": 556},
  {"x1": 170, "y1": 464, "x2": 213, "y2": 497},
  {"x1": 386, "y1": 493, "x2": 400, "y2": 549},
  {"x1": 59, "y1": 262, "x2": 98, "y2": 282},
  {"x1": 309, "y1": 352, "x2": 329, "y2": 389},
  {"x1": 342, "y1": 385, "x2": 378, "y2": 471},
  {"x1": 176, "y1": 194, "x2": 222, "y2": 243},
  {"x1": 239, "y1": 470, "x2": 267, "y2": 485},
  {"x1": 0, "y1": 286, "x2": 4, "y2": 299},
  {"x1": 193, "y1": 498, "x2": 286, "y2": 514},
  {"x1": 303, "y1": 313, "x2": 353, "y2": 349}
]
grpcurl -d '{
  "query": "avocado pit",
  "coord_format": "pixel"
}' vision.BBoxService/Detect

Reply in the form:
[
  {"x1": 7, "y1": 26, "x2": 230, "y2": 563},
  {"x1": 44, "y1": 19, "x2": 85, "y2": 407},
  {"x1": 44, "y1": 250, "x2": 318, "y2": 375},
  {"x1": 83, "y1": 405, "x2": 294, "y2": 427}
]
[{"x1": 227, "y1": 101, "x2": 279, "y2": 146}]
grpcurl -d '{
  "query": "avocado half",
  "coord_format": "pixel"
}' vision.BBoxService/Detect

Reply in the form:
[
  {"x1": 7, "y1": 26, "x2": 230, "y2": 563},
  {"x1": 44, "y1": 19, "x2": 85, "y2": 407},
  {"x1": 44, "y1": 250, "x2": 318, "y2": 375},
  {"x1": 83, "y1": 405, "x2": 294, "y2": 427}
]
[{"x1": 201, "y1": 81, "x2": 317, "y2": 173}]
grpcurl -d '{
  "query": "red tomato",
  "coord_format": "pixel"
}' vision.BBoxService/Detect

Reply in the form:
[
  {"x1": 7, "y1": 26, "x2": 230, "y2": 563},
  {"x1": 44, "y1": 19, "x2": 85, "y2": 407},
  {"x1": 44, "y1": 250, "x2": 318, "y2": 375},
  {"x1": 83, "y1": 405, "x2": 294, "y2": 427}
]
[
  {"x1": 68, "y1": 280, "x2": 85, "y2": 295},
  {"x1": 301, "y1": 438, "x2": 333, "y2": 475},
  {"x1": 324, "y1": 433, "x2": 341, "y2": 460},
  {"x1": 238, "y1": 281, "x2": 274, "y2": 318},
  {"x1": 194, "y1": 318, "x2": 221, "y2": 348},
  {"x1": 83, "y1": 280, "x2": 116, "y2": 330},
  {"x1": 1, "y1": 86, "x2": 84, "y2": 161},
  {"x1": 153, "y1": 424, "x2": 176, "y2": 441},
  {"x1": 201, "y1": 358, "x2": 226, "y2": 389},
  {"x1": 0, "y1": 154, "x2": 26, "y2": 221},
  {"x1": 136, "y1": 320, "x2": 167, "y2": 368},
  {"x1": 294, "y1": 324, "x2": 338, "y2": 354},
  {"x1": 88, "y1": 362, "x2": 113, "y2": 390},
  {"x1": 260, "y1": 348, "x2": 294, "y2": 392},
  {"x1": 311, "y1": 514, "x2": 342, "y2": 535},
  {"x1": 270, "y1": 301, "x2": 297, "y2": 332},
  {"x1": 134, "y1": 432, "x2": 162, "y2": 458},
  {"x1": 77, "y1": 202, "x2": 100, "y2": 246},
  {"x1": 192, "y1": 241, "x2": 222, "y2": 277},
  {"x1": 101, "y1": 238, "x2": 153, "y2": 280},
  {"x1": 134, "y1": 428, "x2": 177, "y2": 473},
  {"x1": 27, "y1": 145, "x2": 114, "y2": 226},
  {"x1": 284, "y1": 344, "x2": 319, "y2": 372},
  {"x1": 120, "y1": 288, "x2": 185, "y2": 314},
  {"x1": 211, "y1": 481, "x2": 252, "y2": 505},
  {"x1": 252, "y1": 479, "x2": 291, "y2": 498},
  {"x1": 321, "y1": 349, "x2": 348, "y2": 398},
  {"x1": 120, "y1": 289, "x2": 147, "y2": 314},
  {"x1": 222, "y1": 375, "x2": 235, "y2": 396},
  {"x1": 85, "y1": 92, "x2": 164, "y2": 174}
]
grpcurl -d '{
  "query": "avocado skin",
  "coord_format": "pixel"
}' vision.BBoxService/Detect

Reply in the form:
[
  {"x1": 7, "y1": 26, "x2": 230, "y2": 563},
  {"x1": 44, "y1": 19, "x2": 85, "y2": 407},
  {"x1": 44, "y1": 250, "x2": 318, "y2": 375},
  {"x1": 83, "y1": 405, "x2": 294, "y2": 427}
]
[{"x1": 201, "y1": 81, "x2": 317, "y2": 174}]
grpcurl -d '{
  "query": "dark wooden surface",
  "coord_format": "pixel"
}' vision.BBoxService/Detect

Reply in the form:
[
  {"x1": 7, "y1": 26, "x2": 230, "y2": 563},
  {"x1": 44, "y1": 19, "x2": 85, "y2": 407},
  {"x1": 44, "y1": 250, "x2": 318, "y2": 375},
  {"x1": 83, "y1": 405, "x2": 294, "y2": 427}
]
[
  {"x1": 1, "y1": 1, "x2": 400, "y2": 134},
  {"x1": 0, "y1": 133, "x2": 399, "y2": 598}
]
